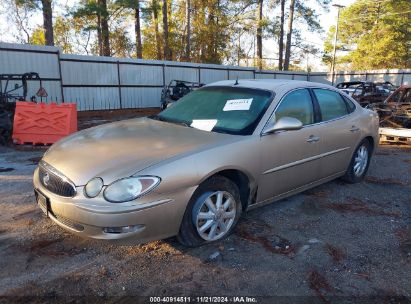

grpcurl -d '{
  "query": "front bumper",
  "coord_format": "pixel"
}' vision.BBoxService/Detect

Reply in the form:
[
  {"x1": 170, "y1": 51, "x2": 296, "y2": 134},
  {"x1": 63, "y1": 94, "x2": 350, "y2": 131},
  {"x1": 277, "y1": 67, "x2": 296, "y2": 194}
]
[{"x1": 33, "y1": 167, "x2": 196, "y2": 244}]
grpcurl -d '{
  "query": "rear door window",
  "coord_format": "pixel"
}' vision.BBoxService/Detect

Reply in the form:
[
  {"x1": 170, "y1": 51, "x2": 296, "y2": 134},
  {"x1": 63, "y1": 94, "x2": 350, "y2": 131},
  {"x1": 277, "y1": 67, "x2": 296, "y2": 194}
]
[{"x1": 313, "y1": 89, "x2": 349, "y2": 121}]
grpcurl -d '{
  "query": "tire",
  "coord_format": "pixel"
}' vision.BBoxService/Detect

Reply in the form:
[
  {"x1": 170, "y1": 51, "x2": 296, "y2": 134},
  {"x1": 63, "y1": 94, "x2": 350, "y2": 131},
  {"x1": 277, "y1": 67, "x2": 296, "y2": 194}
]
[
  {"x1": 342, "y1": 139, "x2": 372, "y2": 183},
  {"x1": 177, "y1": 176, "x2": 242, "y2": 247}
]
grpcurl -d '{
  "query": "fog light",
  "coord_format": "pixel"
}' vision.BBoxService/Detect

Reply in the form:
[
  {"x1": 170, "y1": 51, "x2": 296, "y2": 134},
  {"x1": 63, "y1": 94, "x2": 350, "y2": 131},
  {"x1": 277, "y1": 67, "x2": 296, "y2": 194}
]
[{"x1": 103, "y1": 225, "x2": 143, "y2": 234}]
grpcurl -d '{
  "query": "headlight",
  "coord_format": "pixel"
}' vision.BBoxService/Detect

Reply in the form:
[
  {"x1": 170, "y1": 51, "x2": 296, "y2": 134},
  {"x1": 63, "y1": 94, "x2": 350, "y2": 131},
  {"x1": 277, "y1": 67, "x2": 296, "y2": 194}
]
[
  {"x1": 84, "y1": 177, "x2": 104, "y2": 198},
  {"x1": 103, "y1": 176, "x2": 160, "y2": 203}
]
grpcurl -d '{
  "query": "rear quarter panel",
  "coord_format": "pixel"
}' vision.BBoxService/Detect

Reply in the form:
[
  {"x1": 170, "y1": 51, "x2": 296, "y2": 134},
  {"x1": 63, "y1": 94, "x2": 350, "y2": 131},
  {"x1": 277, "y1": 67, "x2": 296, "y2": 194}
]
[{"x1": 358, "y1": 106, "x2": 380, "y2": 151}]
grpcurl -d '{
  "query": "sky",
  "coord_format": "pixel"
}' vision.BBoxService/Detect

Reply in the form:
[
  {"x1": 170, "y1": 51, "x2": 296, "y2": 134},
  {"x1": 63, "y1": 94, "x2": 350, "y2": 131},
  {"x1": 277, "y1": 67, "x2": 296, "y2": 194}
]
[
  {"x1": 0, "y1": 0, "x2": 357, "y2": 72},
  {"x1": 295, "y1": 0, "x2": 357, "y2": 71}
]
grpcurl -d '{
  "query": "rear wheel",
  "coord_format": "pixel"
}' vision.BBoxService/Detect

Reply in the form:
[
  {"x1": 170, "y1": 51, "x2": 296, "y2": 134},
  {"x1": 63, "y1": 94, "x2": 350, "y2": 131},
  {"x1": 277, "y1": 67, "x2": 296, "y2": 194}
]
[
  {"x1": 342, "y1": 139, "x2": 372, "y2": 183},
  {"x1": 178, "y1": 176, "x2": 242, "y2": 247}
]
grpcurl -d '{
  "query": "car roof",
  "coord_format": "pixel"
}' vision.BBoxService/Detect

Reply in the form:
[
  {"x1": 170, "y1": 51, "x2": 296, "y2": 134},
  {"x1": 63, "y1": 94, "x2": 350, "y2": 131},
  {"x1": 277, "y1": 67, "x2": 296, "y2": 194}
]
[{"x1": 205, "y1": 79, "x2": 334, "y2": 92}]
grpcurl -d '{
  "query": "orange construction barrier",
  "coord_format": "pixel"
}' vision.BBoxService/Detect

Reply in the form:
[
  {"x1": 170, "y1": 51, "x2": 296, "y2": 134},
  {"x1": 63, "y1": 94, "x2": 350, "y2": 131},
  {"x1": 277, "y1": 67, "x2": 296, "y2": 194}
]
[{"x1": 12, "y1": 102, "x2": 77, "y2": 145}]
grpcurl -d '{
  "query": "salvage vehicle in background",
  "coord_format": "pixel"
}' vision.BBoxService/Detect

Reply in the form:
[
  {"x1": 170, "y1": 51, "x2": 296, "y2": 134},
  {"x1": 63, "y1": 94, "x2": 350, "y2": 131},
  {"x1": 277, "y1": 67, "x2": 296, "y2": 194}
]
[
  {"x1": 33, "y1": 79, "x2": 379, "y2": 247},
  {"x1": 336, "y1": 81, "x2": 389, "y2": 106},
  {"x1": 384, "y1": 85, "x2": 411, "y2": 123},
  {"x1": 368, "y1": 85, "x2": 411, "y2": 145},
  {"x1": 375, "y1": 81, "x2": 398, "y2": 94},
  {"x1": 160, "y1": 80, "x2": 204, "y2": 109},
  {"x1": 369, "y1": 85, "x2": 411, "y2": 128}
]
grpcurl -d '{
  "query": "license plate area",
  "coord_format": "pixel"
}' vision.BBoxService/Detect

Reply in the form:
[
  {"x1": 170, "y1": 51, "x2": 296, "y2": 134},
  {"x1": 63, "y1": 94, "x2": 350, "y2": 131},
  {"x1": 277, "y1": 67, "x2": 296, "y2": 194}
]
[{"x1": 35, "y1": 189, "x2": 49, "y2": 217}]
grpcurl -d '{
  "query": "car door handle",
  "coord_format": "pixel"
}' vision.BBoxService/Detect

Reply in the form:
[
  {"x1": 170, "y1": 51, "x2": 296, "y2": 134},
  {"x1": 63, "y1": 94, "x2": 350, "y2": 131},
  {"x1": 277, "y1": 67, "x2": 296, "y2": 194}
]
[
  {"x1": 307, "y1": 135, "x2": 320, "y2": 143},
  {"x1": 350, "y1": 126, "x2": 360, "y2": 132}
]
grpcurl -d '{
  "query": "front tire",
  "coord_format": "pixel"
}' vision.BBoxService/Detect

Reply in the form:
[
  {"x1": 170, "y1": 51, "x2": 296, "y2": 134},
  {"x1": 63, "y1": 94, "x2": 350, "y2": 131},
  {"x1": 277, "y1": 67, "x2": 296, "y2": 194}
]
[
  {"x1": 342, "y1": 139, "x2": 372, "y2": 183},
  {"x1": 177, "y1": 176, "x2": 242, "y2": 247}
]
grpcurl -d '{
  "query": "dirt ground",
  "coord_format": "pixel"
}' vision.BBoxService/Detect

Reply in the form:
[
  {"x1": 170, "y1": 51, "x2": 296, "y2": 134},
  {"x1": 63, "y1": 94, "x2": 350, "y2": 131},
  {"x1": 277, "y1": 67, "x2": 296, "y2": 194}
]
[{"x1": 0, "y1": 141, "x2": 410, "y2": 303}]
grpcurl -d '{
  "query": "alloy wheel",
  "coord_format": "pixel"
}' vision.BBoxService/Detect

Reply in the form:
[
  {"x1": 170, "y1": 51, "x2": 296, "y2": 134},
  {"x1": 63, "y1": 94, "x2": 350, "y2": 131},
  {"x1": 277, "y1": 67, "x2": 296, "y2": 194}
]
[
  {"x1": 194, "y1": 191, "x2": 237, "y2": 241},
  {"x1": 353, "y1": 145, "x2": 368, "y2": 176}
]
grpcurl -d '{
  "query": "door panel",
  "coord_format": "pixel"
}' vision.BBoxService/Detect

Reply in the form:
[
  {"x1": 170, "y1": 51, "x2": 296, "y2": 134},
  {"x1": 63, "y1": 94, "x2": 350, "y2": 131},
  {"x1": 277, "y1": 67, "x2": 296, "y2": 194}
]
[
  {"x1": 317, "y1": 116, "x2": 361, "y2": 178},
  {"x1": 312, "y1": 89, "x2": 362, "y2": 178},
  {"x1": 257, "y1": 88, "x2": 321, "y2": 202},
  {"x1": 257, "y1": 125, "x2": 323, "y2": 202}
]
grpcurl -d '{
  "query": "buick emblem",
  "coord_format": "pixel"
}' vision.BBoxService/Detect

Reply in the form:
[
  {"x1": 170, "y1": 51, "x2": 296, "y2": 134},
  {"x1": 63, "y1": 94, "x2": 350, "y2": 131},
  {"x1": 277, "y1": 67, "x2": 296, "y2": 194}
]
[{"x1": 43, "y1": 172, "x2": 50, "y2": 186}]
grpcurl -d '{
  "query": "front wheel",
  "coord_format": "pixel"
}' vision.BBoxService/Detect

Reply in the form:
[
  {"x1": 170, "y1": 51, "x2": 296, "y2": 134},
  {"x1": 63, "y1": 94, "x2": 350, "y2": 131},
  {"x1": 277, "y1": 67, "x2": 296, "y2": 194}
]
[
  {"x1": 177, "y1": 176, "x2": 242, "y2": 247},
  {"x1": 342, "y1": 139, "x2": 372, "y2": 183}
]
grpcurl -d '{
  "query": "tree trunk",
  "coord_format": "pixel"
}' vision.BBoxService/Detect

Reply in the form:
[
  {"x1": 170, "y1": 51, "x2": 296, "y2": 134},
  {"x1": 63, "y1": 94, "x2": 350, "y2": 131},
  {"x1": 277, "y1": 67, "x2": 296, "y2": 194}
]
[
  {"x1": 134, "y1": 1, "x2": 142, "y2": 59},
  {"x1": 97, "y1": 13, "x2": 102, "y2": 56},
  {"x1": 200, "y1": 4, "x2": 206, "y2": 62},
  {"x1": 152, "y1": 0, "x2": 161, "y2": 60},
  {"x1": 214, "y1": 0, "x2": 220, "y2": 61},
  {"x1": 278, "y1": 0, "x2": 285, "y2": 70},
  {"x1": 284, "y1": 0, "x2": 295, "y2": 71},
  {"x1": 256, "y1": 0, "x2": 263, "y2": 70},
  {"x1": 185, "y1": 0, "x2": 191, "y2": 61},
  {"x1": 99, "y1": 0, "x2": 110, "y2": 56},
  {"x1": 207, "y1": 2, "x2": 216, "y2": 62},
  {"x1": 41, "y1": 0, "x2": 54, "y2": 46},
  {"x1": 162, "y1": 0, "x2": 171, "y2": 60}
]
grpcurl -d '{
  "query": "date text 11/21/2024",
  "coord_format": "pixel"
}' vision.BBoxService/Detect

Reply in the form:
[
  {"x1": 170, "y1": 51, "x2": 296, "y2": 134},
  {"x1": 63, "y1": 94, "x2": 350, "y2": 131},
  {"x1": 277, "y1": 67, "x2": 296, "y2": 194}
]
[{"x1": 149, "y1": 296, "x2": 258, "y2": 303}]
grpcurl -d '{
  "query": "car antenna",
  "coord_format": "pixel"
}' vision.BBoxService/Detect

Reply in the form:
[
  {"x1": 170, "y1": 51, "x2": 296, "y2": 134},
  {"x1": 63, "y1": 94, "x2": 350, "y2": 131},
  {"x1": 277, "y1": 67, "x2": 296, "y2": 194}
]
[{"x1": 234, "y1": 76, "x2": 239, "y2": 85}]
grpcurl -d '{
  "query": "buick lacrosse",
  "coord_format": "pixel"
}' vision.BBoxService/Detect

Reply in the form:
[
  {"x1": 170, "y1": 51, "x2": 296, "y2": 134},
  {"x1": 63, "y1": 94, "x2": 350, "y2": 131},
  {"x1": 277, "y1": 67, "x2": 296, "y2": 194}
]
[{"x1": 33, "y1": 79, "x2": 379, "y2": 247}]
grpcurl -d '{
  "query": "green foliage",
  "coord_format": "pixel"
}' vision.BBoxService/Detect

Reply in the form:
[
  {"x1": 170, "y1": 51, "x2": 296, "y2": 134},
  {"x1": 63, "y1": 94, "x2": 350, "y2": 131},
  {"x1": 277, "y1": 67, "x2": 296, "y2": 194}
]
[
  {"x1": 29, "y1": 26, "x2": 45, "y2": 44},
  {"x1": 5, "y1": 0, "x2": 330, "y2": 68},
  {"x1": 54, "y1": 16, "x2": 75, "y2": 53},
  {"x1": 323, "y1": 0, "x2": 411, "y2": 70},
  {"x1": 15, "y1": 0, "x2": 39, "y2": 11},
  {"x1": 295, "y1": 1, "x2": 322, "y2": 33},
  {"x1": 140, "y1": 0, "x2": 232, "y2": 64}
]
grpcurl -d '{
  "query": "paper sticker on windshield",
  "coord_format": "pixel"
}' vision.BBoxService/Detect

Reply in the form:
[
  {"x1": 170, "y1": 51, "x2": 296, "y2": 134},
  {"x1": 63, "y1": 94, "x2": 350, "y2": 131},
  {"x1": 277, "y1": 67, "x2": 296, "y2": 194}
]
[
  {"x1": 223, "y1": 98, "x2": 253, "y2": 111},
  {"x1": 191, "y1": 119, "x2": 217, "y2": 131}
]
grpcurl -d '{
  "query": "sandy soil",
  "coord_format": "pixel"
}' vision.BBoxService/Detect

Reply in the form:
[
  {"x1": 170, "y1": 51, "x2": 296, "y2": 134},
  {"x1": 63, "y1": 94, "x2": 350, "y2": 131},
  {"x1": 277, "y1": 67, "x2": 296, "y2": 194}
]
[{"x1": 0, "y1": 143, "x2": 410, "y2": 303}]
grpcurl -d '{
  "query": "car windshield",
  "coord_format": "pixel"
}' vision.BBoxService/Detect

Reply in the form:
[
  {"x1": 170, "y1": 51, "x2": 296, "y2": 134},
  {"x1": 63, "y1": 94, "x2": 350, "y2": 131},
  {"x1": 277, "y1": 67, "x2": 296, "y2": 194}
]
[{"x1": 151, "y1": 86, "x2": 273, "y2": 135}]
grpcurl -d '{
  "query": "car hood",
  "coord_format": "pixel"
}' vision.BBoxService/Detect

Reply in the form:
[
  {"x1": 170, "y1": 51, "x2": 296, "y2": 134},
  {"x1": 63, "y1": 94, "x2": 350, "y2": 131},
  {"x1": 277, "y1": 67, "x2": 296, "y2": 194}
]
[{"x1": 42, "y1": 117, "x2": 232, "y2": 185}]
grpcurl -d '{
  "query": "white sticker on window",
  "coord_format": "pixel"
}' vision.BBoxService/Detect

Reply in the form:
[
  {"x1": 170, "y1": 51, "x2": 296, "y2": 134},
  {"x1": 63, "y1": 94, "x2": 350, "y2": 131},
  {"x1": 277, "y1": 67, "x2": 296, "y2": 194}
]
[
  {"x1": 223, "y1": 98, "x2": 253, "y2": 111},
  {"x1": 190, "y1": 119, "x2": 218, "y2": 131}
]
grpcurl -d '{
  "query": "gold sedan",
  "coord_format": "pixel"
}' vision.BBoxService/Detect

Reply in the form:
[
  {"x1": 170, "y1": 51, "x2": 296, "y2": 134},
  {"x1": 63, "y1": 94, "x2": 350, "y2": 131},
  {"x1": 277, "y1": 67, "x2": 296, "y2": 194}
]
[{"x1": 33, "y1": 80, "x2": 379, "y2": 247}]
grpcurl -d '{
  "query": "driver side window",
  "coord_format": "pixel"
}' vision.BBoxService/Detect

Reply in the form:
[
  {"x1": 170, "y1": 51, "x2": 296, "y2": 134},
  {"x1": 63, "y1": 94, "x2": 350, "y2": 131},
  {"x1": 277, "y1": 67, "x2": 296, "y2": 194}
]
[{"x1": 275, "y1": 89, "x2": 314, "y2": 125}]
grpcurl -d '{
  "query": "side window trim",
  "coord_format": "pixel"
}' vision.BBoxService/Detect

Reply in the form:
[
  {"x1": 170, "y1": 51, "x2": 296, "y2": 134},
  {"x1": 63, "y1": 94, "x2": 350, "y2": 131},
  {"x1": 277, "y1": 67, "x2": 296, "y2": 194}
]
[
  {"x1": 340, "y1": 93, "x2": 357, "y2": 113},
  {"x1": 308, "y1": 88, "x2": 322, "y2": 123}
]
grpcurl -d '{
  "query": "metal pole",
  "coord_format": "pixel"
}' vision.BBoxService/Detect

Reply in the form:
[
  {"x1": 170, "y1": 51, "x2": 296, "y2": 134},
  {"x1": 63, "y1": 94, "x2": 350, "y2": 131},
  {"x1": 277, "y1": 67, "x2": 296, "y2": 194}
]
[
  {"x1": 331, "y1": 4, "x2": 345, "y2": 86},
  {"x1": 117, "y1": 61, "x2": 122, "y2": 109},
  {"x1": 57, "y1": 49, "x2": 65, "y2": 103}
]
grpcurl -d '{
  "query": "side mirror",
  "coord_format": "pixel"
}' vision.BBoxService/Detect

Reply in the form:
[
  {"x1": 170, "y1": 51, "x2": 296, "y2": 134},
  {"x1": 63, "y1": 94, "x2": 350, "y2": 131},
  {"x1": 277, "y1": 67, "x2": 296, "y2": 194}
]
[{"x1": 263, "y1": 116, "x2": 303, "y2": 134}]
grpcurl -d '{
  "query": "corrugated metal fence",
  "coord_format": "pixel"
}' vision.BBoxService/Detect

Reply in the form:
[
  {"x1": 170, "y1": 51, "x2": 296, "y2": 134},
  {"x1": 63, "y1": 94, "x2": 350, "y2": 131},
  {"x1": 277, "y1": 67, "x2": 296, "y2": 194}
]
[{"x1": 1, "y1": 42, "x2": 410, "y2": 111}]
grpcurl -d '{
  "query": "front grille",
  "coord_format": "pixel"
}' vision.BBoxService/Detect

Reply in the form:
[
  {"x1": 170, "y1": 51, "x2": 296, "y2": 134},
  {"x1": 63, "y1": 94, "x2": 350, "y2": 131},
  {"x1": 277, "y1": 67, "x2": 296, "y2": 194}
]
[{"x1": 39, "y1": 161, "x2": 76, "y2": 197}]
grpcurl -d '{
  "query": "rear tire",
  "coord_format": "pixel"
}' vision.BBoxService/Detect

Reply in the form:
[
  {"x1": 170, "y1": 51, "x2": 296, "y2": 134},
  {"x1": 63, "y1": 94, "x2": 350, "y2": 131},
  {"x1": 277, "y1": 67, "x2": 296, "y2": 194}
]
[
  {"x1": 177, "y1": 176, "x2": 242, "y2": 247},
  {"x1": 342, "y1": 139, "x2": 372, "y2": 183}
]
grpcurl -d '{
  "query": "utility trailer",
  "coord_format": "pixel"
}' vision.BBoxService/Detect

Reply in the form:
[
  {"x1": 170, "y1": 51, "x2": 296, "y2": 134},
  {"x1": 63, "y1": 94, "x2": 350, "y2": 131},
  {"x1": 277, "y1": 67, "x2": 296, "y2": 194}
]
[
  {"x1": 0, "y1": 72, "x2": 47, "y2": 144},
  {"x1": 160, "y1": 80, "x2": 204, "y2": 110}
]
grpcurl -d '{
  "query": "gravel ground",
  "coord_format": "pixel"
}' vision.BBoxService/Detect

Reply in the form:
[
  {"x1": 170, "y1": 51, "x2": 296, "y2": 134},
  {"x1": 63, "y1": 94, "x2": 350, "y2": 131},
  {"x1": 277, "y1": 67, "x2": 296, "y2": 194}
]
[{"x1": 0, "y1": 143, "x2": 410, "y2": 303}]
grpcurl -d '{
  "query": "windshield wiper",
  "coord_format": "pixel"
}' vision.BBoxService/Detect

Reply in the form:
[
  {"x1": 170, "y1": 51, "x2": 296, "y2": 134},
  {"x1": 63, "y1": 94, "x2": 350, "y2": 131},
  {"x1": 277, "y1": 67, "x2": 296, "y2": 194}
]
[
  {"x1": 172, "y1": 121, "x2": 191, "y2": 127},
  {"x1": 149, "y1": 115, "x2": 191, "y2": 128}
]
